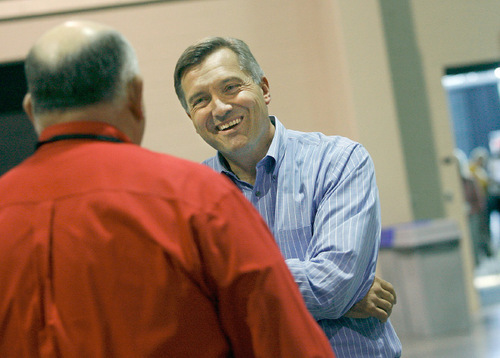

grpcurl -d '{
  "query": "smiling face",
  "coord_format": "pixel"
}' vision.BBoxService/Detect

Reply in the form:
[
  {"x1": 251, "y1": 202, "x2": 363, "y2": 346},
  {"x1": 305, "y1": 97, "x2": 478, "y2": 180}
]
[{"x1": 181, "y1": 48, "x2": 273, "y2": 164}]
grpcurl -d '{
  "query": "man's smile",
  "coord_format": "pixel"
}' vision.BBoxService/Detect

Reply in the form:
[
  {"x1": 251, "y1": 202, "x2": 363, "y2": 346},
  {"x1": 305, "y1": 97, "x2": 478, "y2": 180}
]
[{"x1": 216, "y1": 117, "x2": 243, "y2": 131}]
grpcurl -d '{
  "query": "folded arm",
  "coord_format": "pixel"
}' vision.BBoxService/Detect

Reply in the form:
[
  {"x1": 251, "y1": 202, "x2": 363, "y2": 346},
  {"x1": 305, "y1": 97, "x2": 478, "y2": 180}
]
[{"x1": 285, "y1": 145, "x2": 384, "y2": 320}]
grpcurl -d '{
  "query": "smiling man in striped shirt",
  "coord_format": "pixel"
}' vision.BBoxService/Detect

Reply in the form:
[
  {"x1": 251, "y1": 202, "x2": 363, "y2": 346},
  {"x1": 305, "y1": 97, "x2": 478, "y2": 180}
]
[{"x1": 174, "y1": 37, "x2": 402, "y2": 357}]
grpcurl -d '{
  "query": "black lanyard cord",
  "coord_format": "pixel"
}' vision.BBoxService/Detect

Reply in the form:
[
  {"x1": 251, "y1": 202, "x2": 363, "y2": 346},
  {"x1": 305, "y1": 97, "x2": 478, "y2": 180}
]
[{"x1": 36, "y1": 134, "x2": 125, "y2": 149}]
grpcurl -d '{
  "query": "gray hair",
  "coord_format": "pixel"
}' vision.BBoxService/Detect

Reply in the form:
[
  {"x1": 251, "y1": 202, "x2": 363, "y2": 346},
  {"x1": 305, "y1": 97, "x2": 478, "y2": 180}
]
[
  {"x1": 25, "y1": 30, "x2": 139, "y2": 115},
  {"x1": 174, "y1": 37, "x2": 265, "y2": 112}
]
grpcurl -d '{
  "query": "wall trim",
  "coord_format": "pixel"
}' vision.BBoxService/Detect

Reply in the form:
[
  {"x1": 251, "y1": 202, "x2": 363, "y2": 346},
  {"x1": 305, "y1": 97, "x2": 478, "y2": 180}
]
[{"x1": 0, "y1": 0, "x2": 179, "y2": 22}]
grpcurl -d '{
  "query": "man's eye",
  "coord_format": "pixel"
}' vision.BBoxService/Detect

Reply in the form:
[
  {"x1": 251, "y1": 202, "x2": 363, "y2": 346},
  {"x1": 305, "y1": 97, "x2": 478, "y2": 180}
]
[
  {"x1": 225, "y1": 84, "x2": 239, "y2": 93},
  {"x1": 192, "y1": 97, "x2": 207, "y2": 108}
]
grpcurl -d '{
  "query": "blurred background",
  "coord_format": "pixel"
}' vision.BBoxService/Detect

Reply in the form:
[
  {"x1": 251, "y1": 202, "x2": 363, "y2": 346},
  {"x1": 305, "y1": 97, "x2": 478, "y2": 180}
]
[{"x1": 1, "y1": 1, "x2": 500, "y2": 356}]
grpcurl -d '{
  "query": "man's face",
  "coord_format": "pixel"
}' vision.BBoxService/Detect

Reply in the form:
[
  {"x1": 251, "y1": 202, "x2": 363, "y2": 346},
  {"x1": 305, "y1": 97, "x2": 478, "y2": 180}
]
[{"x1": 181, "y1": 48, "x2": 272, "y2": 160}]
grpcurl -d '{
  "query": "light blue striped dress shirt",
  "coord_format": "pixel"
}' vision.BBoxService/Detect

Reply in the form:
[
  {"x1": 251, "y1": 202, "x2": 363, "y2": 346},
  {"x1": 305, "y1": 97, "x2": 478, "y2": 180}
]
[{"x1": 203, "y1": 117, "x2": 401, "y2": 357}]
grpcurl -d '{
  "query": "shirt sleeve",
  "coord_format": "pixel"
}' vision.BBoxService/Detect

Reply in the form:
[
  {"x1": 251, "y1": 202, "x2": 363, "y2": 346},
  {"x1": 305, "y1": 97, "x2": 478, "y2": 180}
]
[
  {"x1": 286, "y1": 144, "x2": 381, "y2": 320},
  {"x1": 195, "y1": 186, "x2": 335, "y2": 357}
]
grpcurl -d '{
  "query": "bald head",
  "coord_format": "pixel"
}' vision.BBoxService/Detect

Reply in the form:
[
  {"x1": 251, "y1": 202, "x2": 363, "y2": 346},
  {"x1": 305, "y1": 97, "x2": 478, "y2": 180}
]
[
  {"x1": 32, "y1": 21, "x2": 114, "y2": 65},
  {"x1": 25, "y1": 20, "x2": 139, "y2": 116}
]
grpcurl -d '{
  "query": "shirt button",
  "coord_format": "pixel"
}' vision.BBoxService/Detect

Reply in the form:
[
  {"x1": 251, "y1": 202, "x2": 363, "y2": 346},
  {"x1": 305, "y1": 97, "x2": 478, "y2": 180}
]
[{"x1": 255, "y1": 191, "x2": 261, "y2": 197}]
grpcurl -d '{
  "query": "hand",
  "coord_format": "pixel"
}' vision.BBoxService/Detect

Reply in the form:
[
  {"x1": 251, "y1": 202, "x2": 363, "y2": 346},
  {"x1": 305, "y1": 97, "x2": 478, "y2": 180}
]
[{"x1": 344, "y1": 276, "x2": 396, "y2": 323}]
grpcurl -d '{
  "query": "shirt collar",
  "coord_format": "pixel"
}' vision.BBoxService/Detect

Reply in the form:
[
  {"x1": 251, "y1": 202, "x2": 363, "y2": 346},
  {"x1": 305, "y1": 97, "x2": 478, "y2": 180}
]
[
  {"x1": 39, "y1": 121, "x2": 133, "y2": 144},
  {"x1": 215, "y1": 115, "x2": 287, "y2": 178},
  {"x1": 266, "y1": 116, "x2": 287, "y2": 177}
]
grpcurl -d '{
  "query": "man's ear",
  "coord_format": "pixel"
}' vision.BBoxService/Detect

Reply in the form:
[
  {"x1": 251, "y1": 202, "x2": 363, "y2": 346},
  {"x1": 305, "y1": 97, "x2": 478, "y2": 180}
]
[
  {"x1": 260, "y1": 77, "x2": 271, "y2": 105},
  {"x1": 128, "y1": 76, "x2": 145, "y2": 122},
  {"x1": 23, "y1": 93, "x2": 35, "y2": 123},
  {"x1": 22, "y1": 93, "x2": 41, "y2": 134}
]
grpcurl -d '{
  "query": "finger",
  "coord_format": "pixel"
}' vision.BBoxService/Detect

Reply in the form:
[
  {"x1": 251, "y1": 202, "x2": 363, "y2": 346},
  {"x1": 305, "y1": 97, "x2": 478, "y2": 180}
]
[
  {"x1": 379, "y1": 279, "x2": 395, "y2": 294},
  {"x1": 371, "y1": 286, "x2": 396, "y2": 305},
  {"x1": 378, "y1": 279, "x2": 397, "y2": 304},
  {"x1": 371, "y1": 306, "x2": 390, "y2": 323},
  {"x1": 375, "y1": 298, "x2": 393, "y2": 314},
  {"x1": 379, "y1": 290, "x2": 396, "y2": 305}
]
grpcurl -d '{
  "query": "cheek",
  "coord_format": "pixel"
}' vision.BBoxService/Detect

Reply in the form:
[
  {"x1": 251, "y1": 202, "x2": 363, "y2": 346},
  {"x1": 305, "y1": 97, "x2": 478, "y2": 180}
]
[
  {"x1": 248, "y1": 96, "x2": 268, "y2": 115},
  {"x1": 191, "y1": 113, "x2": 210, "y2": 135},
  {"x1": 192, "y1": 119, "x2": 203, "y2": 134},
  {"x1": 241, "y1": 91, "x2": 266, "y2": 109}
]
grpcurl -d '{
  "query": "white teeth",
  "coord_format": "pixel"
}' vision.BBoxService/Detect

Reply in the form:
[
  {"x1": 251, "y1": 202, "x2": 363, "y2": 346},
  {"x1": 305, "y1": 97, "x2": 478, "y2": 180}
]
[{"x1": 217, "y1": 117, "x2": 242, "y2": 131}]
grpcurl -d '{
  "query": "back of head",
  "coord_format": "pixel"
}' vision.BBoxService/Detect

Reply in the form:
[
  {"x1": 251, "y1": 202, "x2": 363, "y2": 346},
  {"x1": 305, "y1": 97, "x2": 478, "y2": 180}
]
[
  {"x1": 25, "y1": 21, "x2": 139, "y2": 116},
  {"x1": 174, "y1": 36, "x2": 264, "y2": 111},
  {"x1": 470, "y1": 146, "x2": 489, "y2": 166}
]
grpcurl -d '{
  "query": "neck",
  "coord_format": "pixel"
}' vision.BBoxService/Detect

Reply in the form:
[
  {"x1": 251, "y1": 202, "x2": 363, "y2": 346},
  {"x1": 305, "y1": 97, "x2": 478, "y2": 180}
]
[
  {"x1": 35, "y1": 100, "x2": 142, "y2": 145},
  {"x1": 226, "y1": 158, "x2": 258, "y2": 185},
  {"x1": 222, "y1": 122, "x2": 275, "y2": 186}
]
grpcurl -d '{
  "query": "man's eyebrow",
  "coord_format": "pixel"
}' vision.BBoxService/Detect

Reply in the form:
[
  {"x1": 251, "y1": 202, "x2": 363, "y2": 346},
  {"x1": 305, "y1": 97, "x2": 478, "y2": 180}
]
[{"x1": 220, "y1": 76, "x2": 243, "y2": 85}]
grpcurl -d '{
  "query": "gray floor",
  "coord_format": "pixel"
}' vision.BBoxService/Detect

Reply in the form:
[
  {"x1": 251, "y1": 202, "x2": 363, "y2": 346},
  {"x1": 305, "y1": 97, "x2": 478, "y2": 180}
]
[
  {"x1": 399, "y1": 214, "x2": 500, "y2": 358},
  {"x1": 400, "y1": 298, "x2": 500, "y2": 358}
]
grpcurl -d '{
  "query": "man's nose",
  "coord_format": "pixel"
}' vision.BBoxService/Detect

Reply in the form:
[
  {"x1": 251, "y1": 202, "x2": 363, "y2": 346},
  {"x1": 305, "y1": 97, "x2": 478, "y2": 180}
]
[{"x1": 211, "y1": 97, "x2": 232, "y2": 119}]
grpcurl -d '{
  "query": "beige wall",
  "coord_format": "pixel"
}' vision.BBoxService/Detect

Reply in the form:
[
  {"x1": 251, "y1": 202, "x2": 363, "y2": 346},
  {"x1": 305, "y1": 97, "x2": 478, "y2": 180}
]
[
  {"x1": 0, "y1": 0, "x2": 413, "y2": 228},
  {"x1": 335, "y1": 0, "x2": 413, "y2": 226}
]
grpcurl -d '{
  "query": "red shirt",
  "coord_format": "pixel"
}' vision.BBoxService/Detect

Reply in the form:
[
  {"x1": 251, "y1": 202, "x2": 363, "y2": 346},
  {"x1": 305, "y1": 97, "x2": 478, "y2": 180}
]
[{"x1": 0, "y1": 121, "x2": 334, "y2": 358}]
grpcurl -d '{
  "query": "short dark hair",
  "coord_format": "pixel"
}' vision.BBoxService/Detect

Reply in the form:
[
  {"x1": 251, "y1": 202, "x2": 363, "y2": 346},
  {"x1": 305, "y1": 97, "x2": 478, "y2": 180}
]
[
  {"x1": 25, "y1": 31, "x2": 138, "y2": 115},
  {"x1": 174, "y1": 37, "x2": 264, "y2": 112}
]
